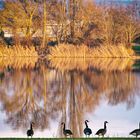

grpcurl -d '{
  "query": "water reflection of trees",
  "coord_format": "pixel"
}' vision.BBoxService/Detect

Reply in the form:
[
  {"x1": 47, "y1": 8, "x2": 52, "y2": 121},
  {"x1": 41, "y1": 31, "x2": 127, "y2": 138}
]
[
  {"x1": 84, "y1": 71, "x2": 139, "y2": 109},
  {"x1": 0, "y1": 60, "x2": 139, "y2": 137},
  {"x1": 0, "y1": 68, "x2": 63, "y2": 130}
]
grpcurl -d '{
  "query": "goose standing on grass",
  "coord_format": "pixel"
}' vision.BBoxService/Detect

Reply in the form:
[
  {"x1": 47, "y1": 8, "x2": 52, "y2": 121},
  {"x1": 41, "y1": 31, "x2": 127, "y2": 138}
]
[
  {"x1": 95, "y1": 121, "x2": 108, "y2": 137},
  {"x1": 83, "y1": 120, "x2": 92, "y2": 137},
  {"x1": 61, "y1": 122, "x2": 73, "y2": 137},
  {"x1": 130, "y1": 122, "x2": 140, "y2": 138},
  {"x1": 27, "y1": 122, "x2": 34, "y2": 138}
]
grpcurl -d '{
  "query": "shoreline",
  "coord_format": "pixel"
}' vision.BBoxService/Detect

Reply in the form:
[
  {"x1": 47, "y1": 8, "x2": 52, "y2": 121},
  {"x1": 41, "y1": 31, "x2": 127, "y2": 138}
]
[
  {"x1": 0, "y1": 138, "x2": 138, "y2": 140},
  {"x1": 0, "y1": 55, "x2": 140, "y2": 59},
  {"x1": 0, "y1": 44, "x2": 140, "y2": 58}
]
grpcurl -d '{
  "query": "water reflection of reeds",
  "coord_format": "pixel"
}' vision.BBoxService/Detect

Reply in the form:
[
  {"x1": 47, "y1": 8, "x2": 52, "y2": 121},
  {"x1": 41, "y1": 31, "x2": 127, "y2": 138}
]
[
  {"x1": 0, "y1": 57, "x2": 38, "y2": 70},
  {"x1": 48, "y1": 58, "x2": 134, "y2": 72},
  {"x1": 0, "y1": 58, "x2": 139, "y2": 137},
  {"x1": 0, "y1": 57, "x2": 134, "y2": 72}
]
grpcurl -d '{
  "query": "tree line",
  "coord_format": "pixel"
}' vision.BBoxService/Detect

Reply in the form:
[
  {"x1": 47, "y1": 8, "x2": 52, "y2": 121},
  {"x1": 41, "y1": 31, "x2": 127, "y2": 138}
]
[{"x1": 0, "y1": 0, "x2": 140, "y2": 49}]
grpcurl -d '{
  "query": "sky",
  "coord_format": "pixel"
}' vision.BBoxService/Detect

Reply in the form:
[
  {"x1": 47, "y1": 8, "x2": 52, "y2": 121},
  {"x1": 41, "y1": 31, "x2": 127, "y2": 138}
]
[
  {"x1": 0, "y1": 0, "x2": 135, "y2": 8},
  {"x1": 96, "y1": 0, "x2": 132, "y2": 1}
]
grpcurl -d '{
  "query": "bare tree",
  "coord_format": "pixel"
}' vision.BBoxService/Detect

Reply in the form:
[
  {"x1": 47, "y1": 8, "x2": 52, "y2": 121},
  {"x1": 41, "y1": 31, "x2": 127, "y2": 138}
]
[{"x1": 42, "y1": 0, "x2": 47, "y2": 48}]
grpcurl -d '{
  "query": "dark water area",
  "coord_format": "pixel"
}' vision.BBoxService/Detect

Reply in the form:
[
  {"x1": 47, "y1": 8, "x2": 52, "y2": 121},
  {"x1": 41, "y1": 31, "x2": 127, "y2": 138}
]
[{"x1": 0, "y1": 58, "x2": 140, "y2": 138}]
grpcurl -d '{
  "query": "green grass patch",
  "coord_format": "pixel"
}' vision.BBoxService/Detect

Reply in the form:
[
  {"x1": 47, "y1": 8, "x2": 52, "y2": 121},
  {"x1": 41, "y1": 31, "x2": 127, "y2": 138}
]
[
  {"x1": 133, "y1": 59, "x2": 140, "y2": 69},
  {"x1": 132, "y1": 46, "x2": 140, "y2": 52}
]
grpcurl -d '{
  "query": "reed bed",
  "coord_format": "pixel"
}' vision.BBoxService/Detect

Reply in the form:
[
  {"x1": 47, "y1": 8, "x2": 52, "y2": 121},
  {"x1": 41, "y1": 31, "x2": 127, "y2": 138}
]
[
  {"x1": 48, "y1": 58, "x2": 134, "y2": 72},
  {"x1": 48, "y1": 44, "x2": 134, "y2": 58},
  {"x1": 0, "y1": 57, "x2": 38, "y2": 70},
  {"x1": 0, "y1": 45, "x2": 38, "y2": 57}
]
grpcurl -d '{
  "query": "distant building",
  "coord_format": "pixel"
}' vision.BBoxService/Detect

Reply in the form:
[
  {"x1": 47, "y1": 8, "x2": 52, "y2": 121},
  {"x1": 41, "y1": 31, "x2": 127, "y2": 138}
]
[{"x1": 2, "y1": 21, "x2": 71, "y2": 39}]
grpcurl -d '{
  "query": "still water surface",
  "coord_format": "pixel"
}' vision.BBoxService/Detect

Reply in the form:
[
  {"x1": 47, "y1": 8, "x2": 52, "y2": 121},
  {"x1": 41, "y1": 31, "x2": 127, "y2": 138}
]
[{"x1": 0, "y1": 58, "x2": 140, "y2": 138}]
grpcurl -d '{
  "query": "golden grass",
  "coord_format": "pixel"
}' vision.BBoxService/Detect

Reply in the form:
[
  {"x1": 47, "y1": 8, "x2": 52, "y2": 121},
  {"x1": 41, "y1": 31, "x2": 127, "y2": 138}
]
[
  {"x1": 48, "y1": 58, "x2": 134, "y2": 72},
  {"x1": 0, "y1": 45, "x2": 38, "y2": 57},
  {"x1": 48, "y1": 44, "x2": 134, "y2": 58},
  {"x1": 0, "y1": 57, "x2": 38, "y2": 70}
]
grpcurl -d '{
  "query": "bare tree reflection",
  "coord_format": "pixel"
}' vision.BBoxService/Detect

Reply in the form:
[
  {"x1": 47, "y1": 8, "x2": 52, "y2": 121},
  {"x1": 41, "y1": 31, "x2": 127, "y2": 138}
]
[
  {"x1": 0, "y1": 58, "x2": 140, "y2": 137},
  {"x1": 0, "y1": 68, "x2": 62, "y2": 131},
  {"x1": 105, "y1": 72, "x2": 139, "y2": 109}
]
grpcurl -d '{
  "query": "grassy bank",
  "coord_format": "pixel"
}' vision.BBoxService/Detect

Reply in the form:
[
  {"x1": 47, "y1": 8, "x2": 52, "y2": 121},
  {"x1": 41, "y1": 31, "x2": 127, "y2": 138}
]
[
  {"x1": 0, "y1": 138, "x2": 138, "y2": 140},
  {"x1": 0, "y1": 45, "x2": 38, "y2": 57},
  {"x1": 133, "y1": 46, "x2": 140, "y2": 54},
  {"x1": 0, "y1": 44, "x2": 136, "y2": 58},
  {"x1": 49, "y1": 44, "x2": 134, "y2": 58}
]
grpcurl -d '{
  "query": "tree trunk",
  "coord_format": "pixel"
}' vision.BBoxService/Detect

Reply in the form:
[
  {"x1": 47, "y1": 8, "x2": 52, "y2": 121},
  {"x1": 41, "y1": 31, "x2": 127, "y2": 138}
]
[
  {"x1": 26, "y1": 17, "x2": 32, "y2": 47},
  {"x1": 69, "y1": 0, "x2": 76, "y2": 39},
  {"x1": 42, "y1": 0, "x2": 47, "y2": 48}
]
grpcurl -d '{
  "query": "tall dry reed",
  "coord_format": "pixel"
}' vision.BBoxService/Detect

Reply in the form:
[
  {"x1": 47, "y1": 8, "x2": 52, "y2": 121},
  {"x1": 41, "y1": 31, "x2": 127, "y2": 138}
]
[
  {"x1": 48, "y1": 44, "x2": 134, "y2": 58},
  {"x1": 0, "y1": 45, "x2": 38, "y2": 57}
]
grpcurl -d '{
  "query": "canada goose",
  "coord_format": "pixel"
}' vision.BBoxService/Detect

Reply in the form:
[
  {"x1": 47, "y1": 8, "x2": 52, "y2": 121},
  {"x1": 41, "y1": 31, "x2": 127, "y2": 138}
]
[
  {"x1": 95, "y1": 121, "x2": 108, "y2": 137},
  {"x1": 130, "y1": 122, "x2": 140, "y2": 138},
  {"x1": 27, "y1": 122, "x2": 34, "y2": 137},
  {"x1": 61, "y1": 122, "x2": 73, "y2": 137},
  {"x1": 83, "y1": 120, "x2": 92, "y2": 137}
]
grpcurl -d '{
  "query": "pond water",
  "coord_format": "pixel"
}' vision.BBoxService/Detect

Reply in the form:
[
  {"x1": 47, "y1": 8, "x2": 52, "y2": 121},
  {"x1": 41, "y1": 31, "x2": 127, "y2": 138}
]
[{"x1": 0, "y1": 58, "x2": 140, "y2": 138}]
